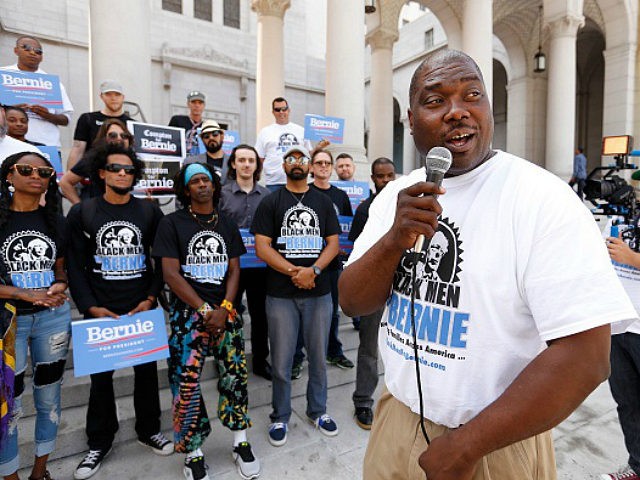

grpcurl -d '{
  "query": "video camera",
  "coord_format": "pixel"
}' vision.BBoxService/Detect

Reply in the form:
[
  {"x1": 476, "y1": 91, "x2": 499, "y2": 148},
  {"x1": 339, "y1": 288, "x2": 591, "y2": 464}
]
[{"x1": 584, "y1": 134, "x2": 640, "y2": 248}]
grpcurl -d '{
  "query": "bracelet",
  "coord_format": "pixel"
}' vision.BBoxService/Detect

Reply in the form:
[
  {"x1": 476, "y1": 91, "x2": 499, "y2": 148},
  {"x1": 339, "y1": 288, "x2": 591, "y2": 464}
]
[
  {"x1": 220, "y1": 299, "x2": 234, "y2": 313},
  {"x1": 145, "y1": 296, "x2": 156, "y2": 305},
  {"x1": 197, "y1": 302, "x2": 213, "y2": 317}
]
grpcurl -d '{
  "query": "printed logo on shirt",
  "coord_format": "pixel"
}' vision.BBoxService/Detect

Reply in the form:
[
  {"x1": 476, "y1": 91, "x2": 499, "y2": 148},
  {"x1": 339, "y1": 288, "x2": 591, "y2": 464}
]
[
  {"x1": 94, "y1": 221, "x2": 146, "y2": 280},
  {"x1": 277, "y1": 132, "x2": 300, "y2": 154},
  {"x1": 2, "y1": 230, "x2": 56, "y2": 288},
  {"x1": 182, "y1": 231, "x2": 228, "y2": 284},
  {"x1": 276, "y1": 205, "x2": 323, "y2": 258},
  {"x1": 384, "y1": 217, "x2": 470, "y2": 371}
]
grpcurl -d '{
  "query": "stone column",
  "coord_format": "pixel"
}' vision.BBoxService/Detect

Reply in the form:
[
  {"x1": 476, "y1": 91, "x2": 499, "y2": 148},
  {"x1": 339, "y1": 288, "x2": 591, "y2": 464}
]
[
  {"x1": 251, "y1": 0, "x2": 291, "y2": 132},
  {"x1": 603, "y1": 43, "x2": 636, "y2": 139},
  {"x1": 325, "y1": 0, "x2": 367, "y2": 169},
  {"x1": 367, "y1": 28, "x2": 398, "y2": 162},
  {"x1": 545, "y1": 14, "x2": 584, "y2": 177},
  {"x1": 462, "y1": 0, "x2": 493, "y2": 100},
  {"x1": 90, "y1": 0, "x2": 152, "y2": 120}
]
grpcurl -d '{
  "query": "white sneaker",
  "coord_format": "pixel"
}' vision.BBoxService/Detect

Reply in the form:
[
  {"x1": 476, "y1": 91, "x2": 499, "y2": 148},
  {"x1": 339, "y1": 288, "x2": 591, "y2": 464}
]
[
  {"x1": 184, "y1": 450, "x2": 210, "y2": 480},
  {"x1": 233, "y1": 441, "x2": 261, "y2": 479},
  {"x1": 137, "y1": 432, "x2": 174, "y2": 456},
  {"x1": 74, "y1": 448, "x2": 111, "y2": 480}
]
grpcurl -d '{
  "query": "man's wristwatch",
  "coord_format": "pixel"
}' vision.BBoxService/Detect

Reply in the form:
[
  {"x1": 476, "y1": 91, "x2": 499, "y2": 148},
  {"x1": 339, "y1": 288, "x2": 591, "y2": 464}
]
[{"x1": 312, "y1": 265, "x2": 322, "y2": 276}]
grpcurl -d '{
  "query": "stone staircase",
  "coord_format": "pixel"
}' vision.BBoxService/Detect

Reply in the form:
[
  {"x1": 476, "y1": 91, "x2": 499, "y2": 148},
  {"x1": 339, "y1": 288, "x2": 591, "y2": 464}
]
[{"x1": 15, "y1": 302, "x2": 368, "y2": 470}]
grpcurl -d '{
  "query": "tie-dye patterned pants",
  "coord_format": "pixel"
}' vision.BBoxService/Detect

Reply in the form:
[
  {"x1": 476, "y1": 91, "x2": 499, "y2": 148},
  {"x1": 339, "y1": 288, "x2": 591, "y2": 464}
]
[{"x1": 168, "y1": 299, "x2": 251, "y2": 453}]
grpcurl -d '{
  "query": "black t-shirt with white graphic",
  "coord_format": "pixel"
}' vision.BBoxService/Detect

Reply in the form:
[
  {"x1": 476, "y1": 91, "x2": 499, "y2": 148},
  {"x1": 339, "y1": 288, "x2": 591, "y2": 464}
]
[
  {"x1": 0, "y1": 209, "x2": 67, "y2": 313},
  {"x1": 73, "y1": 111, "x2": 132, "y2": 150},
  {"x1": 153, "y1": 209, "x2": 246, "y2": 306},
  {"x1": 250, "y1": 187, "x2": 340, "y2": 298},
  {"x1": 66, "y1": 196, "x2": 164, "y2": 314}
]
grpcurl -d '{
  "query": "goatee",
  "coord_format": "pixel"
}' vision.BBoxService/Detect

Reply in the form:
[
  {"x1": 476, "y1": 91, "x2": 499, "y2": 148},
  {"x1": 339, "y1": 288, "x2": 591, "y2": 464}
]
[
  {"x1": 110, "y1": 185, "x2": 133, "y2": 195},
  {"x1": 286, "y1": 170, "x2": 307, "y2": 181}
]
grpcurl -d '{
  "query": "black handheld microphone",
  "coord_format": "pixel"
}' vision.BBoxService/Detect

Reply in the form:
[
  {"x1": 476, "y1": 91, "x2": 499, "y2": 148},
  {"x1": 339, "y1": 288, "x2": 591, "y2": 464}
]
[{"x1": 413, "y1": 146, "x2": 453, "y2": 253}]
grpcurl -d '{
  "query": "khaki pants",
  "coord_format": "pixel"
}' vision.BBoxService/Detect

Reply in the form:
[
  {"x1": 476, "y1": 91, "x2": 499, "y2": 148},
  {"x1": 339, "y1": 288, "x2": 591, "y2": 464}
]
[{"x1": 363, "y1": 389, "x2": 557, "y2": 480}]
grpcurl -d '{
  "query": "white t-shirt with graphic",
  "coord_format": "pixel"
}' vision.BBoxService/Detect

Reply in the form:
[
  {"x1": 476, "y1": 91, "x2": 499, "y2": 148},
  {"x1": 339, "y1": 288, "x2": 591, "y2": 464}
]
[
  {"x1": 254, "y1": 122, "x2": 312, "y2": 185},
  {"x1": 347, "y1": 150, "x2": 637, "y2": 428}
]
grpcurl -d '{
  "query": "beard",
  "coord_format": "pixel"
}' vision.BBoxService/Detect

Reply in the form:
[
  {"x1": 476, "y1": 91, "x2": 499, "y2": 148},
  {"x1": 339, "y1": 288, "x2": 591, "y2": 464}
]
[
  {"x1": 286, "y1": 169, "x2": 308, "y2": 181},
  {"x1": 206, "y1": 142, "x2": 222, "y2": 154},
  {"x1": 109, "y1": 184, "x2": 133, "y2": 195}
]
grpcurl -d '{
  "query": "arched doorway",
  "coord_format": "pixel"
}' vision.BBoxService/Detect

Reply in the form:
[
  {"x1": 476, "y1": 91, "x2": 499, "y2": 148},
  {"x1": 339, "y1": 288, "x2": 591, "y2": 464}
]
[
  {"x1": 576, "y1": 17, "x2": 605, "y2": 173},
  {"x1": 493, "y1": 59, "x2": 508, "y2": 151}
]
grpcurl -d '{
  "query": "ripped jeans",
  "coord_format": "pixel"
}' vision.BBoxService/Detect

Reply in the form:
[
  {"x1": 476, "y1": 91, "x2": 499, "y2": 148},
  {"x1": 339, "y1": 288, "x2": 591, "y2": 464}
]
[{"x1": 0, "y1": 302, "x2": 71, "y2": 475}]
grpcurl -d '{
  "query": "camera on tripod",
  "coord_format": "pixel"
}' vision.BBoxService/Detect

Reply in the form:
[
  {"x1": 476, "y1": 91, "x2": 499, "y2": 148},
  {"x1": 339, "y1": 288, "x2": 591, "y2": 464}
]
[{"x1": 584, "y1": 135, "x2": 640, "y2": 248}]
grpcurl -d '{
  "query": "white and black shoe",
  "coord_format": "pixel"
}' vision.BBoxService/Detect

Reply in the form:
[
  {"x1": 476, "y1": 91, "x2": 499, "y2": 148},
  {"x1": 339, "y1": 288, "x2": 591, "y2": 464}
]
[
  {"x1": 233, "y1": 441, "x2": 261, "y2": 479},
  {"x1": 184, "y1": 450, "x2": 210, "y2": 480},
  {"x1": 73, "y1": 447, "x2": 111, "y2": 480},
  {"x1": 138, "y1": 432, "x2": 174, "y2": 456}
]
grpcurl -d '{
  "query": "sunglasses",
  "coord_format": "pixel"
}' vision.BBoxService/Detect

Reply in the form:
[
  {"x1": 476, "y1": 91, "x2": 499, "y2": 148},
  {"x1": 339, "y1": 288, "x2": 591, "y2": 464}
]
[
  {"x1": 11, "y1": 164, "x2": 55, "y2": 178},
  {"x1": 106, "y1": 132, "x2": 129, "y2": 141},
  {"x1": 19, "y1": 44, "x2": 43, "y2": 55},
  {"x1": 273, "y1": 106, "x2": 289, "y2": 112},
  {"x1": 284, "y1": 155, "x2": 310, "y2": 165},
  {"x1": 104, "y1": 163, "x2": 136, "y2": 174},
  {"x1": 201, "y1": 131, "x2": 222, "y2": 140},
  {"x1": 313, "y1": 160, "x2": 332, "y2": 167}
]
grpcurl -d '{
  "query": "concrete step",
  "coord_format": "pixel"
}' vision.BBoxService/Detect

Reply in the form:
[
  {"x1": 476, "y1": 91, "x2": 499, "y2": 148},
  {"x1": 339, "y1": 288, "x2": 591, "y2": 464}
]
[{"x1": 15, "y1": 316, "x2": 374, "y2": 470}]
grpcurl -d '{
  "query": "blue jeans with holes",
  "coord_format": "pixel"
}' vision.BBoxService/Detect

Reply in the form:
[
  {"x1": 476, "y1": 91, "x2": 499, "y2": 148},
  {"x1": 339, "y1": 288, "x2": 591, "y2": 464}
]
[
  {"x1": 609, "y1": 332, "x2": 640, "y2": 475},
  {"x1": 266, "y1": 294, "x2": 331, "y2": 423},
  {"x1": 0, "y1": 302, "x2": 71, "y2": 475}
]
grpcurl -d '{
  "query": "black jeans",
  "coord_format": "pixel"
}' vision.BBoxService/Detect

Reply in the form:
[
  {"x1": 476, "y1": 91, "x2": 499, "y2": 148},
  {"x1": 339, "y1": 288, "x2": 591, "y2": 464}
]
[
  {"x1": 235, "y1": 268, "x2": 270, "y2": 369},
  {"x1": 609, "y1": 333, "x2": 640, "y2": 474},
  {"x1": 86, "y1": 361, "x2": 161, "y2": 450}
]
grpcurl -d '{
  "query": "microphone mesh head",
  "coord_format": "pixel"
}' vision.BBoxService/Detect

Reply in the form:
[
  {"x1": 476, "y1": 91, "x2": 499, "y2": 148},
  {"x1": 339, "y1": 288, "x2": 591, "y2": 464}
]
[{"x1": 426, "y1": 147, "x2": 453, "y2": 174}]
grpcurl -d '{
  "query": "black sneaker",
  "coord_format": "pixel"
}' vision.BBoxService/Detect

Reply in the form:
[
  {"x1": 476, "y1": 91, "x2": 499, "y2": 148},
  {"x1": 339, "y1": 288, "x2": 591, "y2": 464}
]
[
  {"x1": 291, "y1": 362, "x2": 303, "y2": 380},
  {"x1": 355, "y1": 407, "x2": 374, "y2": 430},
  {"x1": 73, "y1": 447, "x2": 111, "y2": 480},
  {"x1": 326, "y1": 354, "x2": 354, "y2": 369},
  {"x1": 184, "y1": 451, "x2": 210, "y2": 480},
  {"x1": 233, "y1": 441, "x2": 261, "y2": 479},
  {"x1": 138, "y1": 432, "x2": 174, "y2": 455}
]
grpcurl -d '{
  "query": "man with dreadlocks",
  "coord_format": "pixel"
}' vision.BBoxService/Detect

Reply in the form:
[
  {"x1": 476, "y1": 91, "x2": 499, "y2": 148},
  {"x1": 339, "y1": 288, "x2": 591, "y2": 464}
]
[
  {"x1": 67, "y1": 144, "x2": 171, "y2": 480},
  {"x1": 0, "y1": 151, "x2": 70, "y2": 480},
  {"x1": 153, "y1": 162, "x2": 260, "y2": 480}
]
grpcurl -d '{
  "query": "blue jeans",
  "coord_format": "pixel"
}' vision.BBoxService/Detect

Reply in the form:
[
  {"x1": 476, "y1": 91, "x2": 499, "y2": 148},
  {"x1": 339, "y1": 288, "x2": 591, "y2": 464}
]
[
  {"x1": 266, "y1": 294, "x2": 331, "y2": 423},
  {"x1": 352, "y1": 308, "x2": 382, "y2": 409},
  {"x1": 0, "y1": 303, "x2": 71, "y2": 475},
  {"x1": 609, "y1": 333, "x2": 640, "y2": 475}
]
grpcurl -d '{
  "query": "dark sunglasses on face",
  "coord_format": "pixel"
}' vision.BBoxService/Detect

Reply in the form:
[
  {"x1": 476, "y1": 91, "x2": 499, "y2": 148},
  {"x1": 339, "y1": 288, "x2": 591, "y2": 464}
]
[
  {"x1": 201, "y1": 131, "x2": 222, "y2": 140},
  {"x1": 12, "y1": 164, "x2": 55, "y2": 178},
  {"x1": 104, "y1": 163, "x2": 136, "y2": 174},
  {"x1": 106, "y1": 132, "x2": 129, "y2": 141},
  {"x1": 284, "y1": 155, "x2": 310, "y2": 165},
  {"x1": 273, "y1": 106, "x2": 289, "y2": 112},
  {"x1": 19, "y1": 44, "x2": 43, "y2": 55},
  {"x1": 313, "y1": 160, "x2": 332, "y2": 167}
]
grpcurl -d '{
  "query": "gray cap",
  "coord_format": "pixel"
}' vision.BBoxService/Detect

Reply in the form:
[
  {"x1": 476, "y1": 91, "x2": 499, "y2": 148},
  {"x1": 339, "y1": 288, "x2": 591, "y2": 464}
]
[
  {"x1": 187, "y1": 91, "x2": 206, "y2": 102},
  {"x1": 283, "y1": 145, "x2": 310, "y2": 159},
  {"x1": 100, "y1": 80, "x2": 123, "y2": 94}
]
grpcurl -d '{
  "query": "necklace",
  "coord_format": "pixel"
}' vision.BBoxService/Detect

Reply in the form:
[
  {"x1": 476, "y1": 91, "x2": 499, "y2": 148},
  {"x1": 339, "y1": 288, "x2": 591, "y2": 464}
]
[
  {"x1": 189, "y1": 205, "x2": 218, "y2": 228},
  {"x1": 288, "y1": 188, "x2": 309, "y2": 207}
]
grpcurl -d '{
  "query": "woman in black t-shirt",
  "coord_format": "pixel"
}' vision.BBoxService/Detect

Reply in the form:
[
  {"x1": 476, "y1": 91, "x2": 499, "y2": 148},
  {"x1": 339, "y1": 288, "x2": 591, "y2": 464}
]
[
  {"x1": 0, "y1": 151, "x2": 71, "y2": 480},
  {"x1": 153, "y1": 163, "x2": 260, "y2": 480},
  {"x1": 59, "y1": 118, "x2": 135, "y2": 205}
]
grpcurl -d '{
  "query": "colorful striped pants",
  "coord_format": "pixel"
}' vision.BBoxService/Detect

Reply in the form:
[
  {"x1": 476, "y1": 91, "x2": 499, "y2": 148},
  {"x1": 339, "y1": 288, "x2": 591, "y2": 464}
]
[{"x1": 168, "y1": 299, "x2": 251, "y2": 453}]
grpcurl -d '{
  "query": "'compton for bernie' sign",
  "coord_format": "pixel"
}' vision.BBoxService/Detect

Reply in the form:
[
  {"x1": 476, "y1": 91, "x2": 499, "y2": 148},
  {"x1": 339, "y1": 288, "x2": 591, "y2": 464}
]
[
  {"x1": 0, "y1": 69, "x2": 63, "y2": 107},
  {"x1": 127, "y1": 121, "x2": 186, "y2": 160}
]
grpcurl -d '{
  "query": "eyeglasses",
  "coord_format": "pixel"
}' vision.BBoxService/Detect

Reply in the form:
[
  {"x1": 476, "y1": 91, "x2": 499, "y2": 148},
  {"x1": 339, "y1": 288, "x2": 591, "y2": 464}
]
[
  {"x1": 104, "y1": 163, "x2": 136, "y2": 174},
  {"x1": 19, "y1": 44, "x2": 43, "y2": 55},
  {"x1": 11, "y1": 164, "x2": 55, "y2": 178},
  {"x1": 273, "y1": 106, "x2": 289, "y2": 113},
  {"x1": 313, "y1": 160, "x2": 332, "y2": 167},
  {"x1": 201, "y1": 131, "x2": 222, "y2": 140},
  {"x1": 284, "y1": 155, "x2": 310, "y2": 165},
  {"x1": 106, "y1": 132, "x2": 129, "y2": 141}
]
